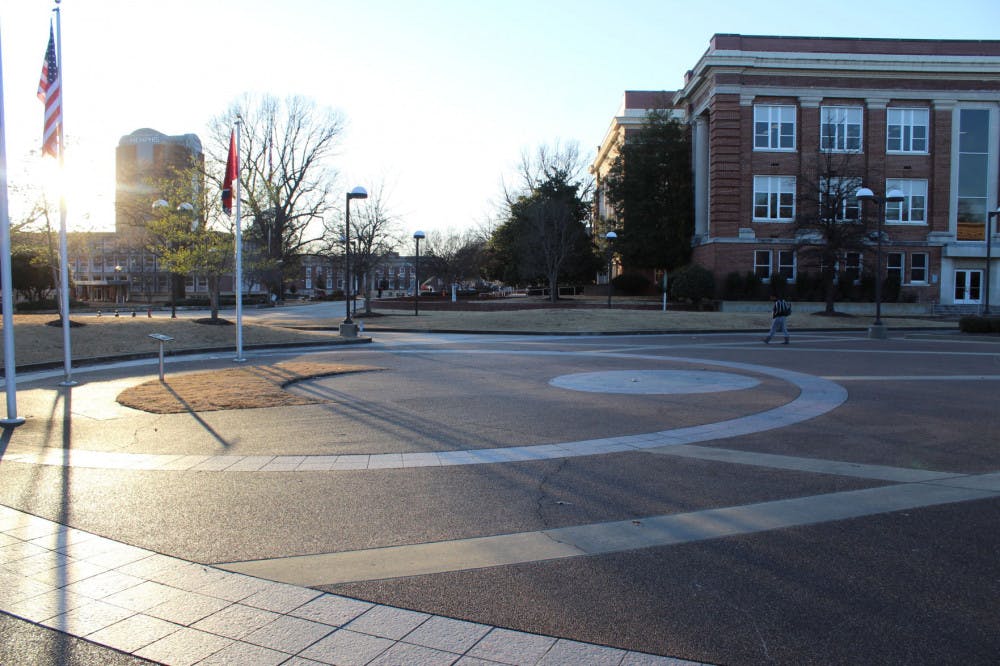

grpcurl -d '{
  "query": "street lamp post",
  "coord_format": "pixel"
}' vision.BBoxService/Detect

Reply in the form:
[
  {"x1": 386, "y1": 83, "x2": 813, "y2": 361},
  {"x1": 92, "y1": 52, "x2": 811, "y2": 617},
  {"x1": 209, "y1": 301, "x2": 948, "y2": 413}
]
[
  {"x1": 413, "y1": 230, "x2": 425, "y2": 316},
  {"x1": 113, "y1": 265, "x2": 123, "y2": 305},
  {"x1": 986, "y1": 208, "x2": 999, "y2": 315},
  {"x1": 856, "y1": 187, "x2": 905, "y2": 338},
  {"x1": 605, "y1": 231, "x2": 617, "y2": 309},
  {"x1": 341, "y1": 186, "x2": 367, "y2": 337}
]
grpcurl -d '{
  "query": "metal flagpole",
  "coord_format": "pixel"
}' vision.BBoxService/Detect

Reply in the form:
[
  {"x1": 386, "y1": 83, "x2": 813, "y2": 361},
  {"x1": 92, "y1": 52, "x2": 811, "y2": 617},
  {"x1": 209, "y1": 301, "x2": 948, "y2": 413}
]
[
  {"x1": 234, "y1": 117, "x2": 245, "y2": 362},
  {"x1": 0, "y1": 27, "x2": 25, "y2": 427},
  {"x1": 54, "y1": 1, "x2": 74, "y2": 386}
]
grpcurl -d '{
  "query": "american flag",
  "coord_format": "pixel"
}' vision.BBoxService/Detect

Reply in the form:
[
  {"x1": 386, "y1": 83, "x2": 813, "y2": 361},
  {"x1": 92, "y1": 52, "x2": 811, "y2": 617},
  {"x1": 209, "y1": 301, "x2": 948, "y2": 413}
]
[{"x1": 37, "y1": 23, "x2": 61, "y2": 158}]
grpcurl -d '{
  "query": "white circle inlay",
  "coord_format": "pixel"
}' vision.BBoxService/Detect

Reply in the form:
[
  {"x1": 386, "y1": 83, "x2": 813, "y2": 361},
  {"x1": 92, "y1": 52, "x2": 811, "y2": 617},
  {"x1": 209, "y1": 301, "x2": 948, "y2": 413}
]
[{"x1": 549, "y1": 370, "x2": 760, "y2": 395}]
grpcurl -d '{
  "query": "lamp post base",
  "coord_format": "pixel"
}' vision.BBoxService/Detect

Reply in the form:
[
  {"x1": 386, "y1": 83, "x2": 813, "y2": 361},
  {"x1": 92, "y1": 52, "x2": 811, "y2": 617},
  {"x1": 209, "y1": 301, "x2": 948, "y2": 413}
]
[
  {"x1": 868, "y1": 323, "x2": 889, "y2": 339},
  {"x1": 339, "y1": 322, "x2": 359, "y2": 338}
]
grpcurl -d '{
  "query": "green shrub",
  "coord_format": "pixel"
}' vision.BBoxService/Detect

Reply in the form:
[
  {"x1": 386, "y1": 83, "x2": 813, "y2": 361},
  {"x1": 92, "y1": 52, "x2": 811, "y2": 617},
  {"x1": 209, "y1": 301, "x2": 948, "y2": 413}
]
[
  {"x1": 794, "y1": 271, "x2": 823, "y2": 301},
  {"x1": 669, "y1": 264, "x2": 716, "y2": 305},
  {"x1": 723, "y1": 272, "x2": 744, "y2": 300},
  {"x1": 745, "y1": 271, "x2": 765, "y2": 299},
  {"x1": 611, "y1": 273, "x2": 652, "y2": 295},
  {"x1": 770, "y1": 273, "x2": 788, "y2": 297},
  {"x1": 883, "y1": 274, "x2": 902, "y2": 303},
  {"x1": 959, "y1": 315, "x2": 1000, "y2": 333},
  {"x1": 15, "y1": 298, "x2": 58, "y2": 312}
]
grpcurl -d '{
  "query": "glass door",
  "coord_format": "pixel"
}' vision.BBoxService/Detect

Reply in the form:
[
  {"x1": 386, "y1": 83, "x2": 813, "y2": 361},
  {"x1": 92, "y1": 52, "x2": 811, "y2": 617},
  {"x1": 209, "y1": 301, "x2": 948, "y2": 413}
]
[{"x1": 954, "y1": 270, "x2": 983, "y2": 304}]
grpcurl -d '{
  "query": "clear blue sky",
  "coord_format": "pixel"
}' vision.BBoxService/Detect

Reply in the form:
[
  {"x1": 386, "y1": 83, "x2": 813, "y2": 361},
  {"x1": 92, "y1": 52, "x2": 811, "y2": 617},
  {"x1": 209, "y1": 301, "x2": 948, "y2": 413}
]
[{"x1": 2, "y1": 0, "x2": 999, "y2": 237}]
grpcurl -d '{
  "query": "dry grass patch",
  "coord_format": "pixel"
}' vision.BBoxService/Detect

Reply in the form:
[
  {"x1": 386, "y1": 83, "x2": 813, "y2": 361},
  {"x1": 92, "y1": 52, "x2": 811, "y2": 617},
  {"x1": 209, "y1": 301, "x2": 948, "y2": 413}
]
[
  {"x1": 1, "y1": 314, "x2": 343, "y2": 367},
  {"x1": 116, "y1": 361, "x2": 378, "y2": 414}
]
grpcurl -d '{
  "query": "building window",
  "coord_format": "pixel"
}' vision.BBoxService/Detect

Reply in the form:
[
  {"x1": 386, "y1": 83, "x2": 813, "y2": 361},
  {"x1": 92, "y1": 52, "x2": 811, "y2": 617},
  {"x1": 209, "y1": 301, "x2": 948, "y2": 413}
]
[
  {"x1": 777, "y1": 250, "x2": 796, "y2": 281},
  {"x1": 754, "y1": 105, "x2": 796, "y2": 151},
  {"x1": 885, "y1": 179, "x2": 927, "y2": 223},
  {"x1": 305, "y1": 278, "x2": 312, "y2": 289},
  {"x1": 910, "y1": 253, "x2": 928, "y2": 283},
  {"x1": 754, "y1": 250, "x2": 772, "y2": 280},
  {"x1": 326, "y1": 276, "x2": 333, "y2": 290},
  {"x1": 887, "y1": 252, "x2": 904, "y2": 283},
  {"x1": 843, "y1": 252, "x2": 862, "y2": 284},
  {"x1": 305, "y1": 266, "x2": 312, "y2": 278},
  {"x1": 820, "y1": 177, "x2": 862, "y2": 221},
  {"x1": 957, "y1": 108, "x2": 991, "y2": 241},
  {"x1": 820, "y1": 106, "x2": 863, "y2": 152},
  {"x1": 887, "y1": 108, "x2": 929, "y2": 153},
  {"x1": 753, "y1": 176, "x2": 796, "y2": 221}
]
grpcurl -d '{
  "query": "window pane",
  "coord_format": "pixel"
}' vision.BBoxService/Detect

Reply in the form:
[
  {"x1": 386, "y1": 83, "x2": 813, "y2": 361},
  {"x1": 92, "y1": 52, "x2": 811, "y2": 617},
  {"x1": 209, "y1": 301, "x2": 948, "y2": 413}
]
[
  {"x1": 780, "y1": 123, "x2": 794, "y2": 148},
  {"x1": 958, "y1": 198, "x2": 987, "y2": 224},
  {"x1": 755, "y1": 122, "x2": 769, "y2": 147},
  {"x1": 958, "y1": 154, "x2": 988, "y2": 197},
  {"x1": 959, "y1": 109, "x2": 989, "y2": 153},
  {"x1": 887, "y1": 126, "x2": 902, "y2": 151}
]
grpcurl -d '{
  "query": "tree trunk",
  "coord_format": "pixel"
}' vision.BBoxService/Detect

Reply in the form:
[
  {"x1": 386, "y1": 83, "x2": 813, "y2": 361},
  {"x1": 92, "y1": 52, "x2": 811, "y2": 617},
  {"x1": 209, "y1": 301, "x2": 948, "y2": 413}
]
[
  {"x1": 209, "y1": 275, "x2": 220, "y2": 321},
  {"x1": 364, "y1": 271, "x2": 373, "y2": 315},
  {"x1": 823, "y1": 273, "x2": 836, "y2": 314},
  {"x1": 548, "y1": 272, "x2": 559, "y2": 302}
]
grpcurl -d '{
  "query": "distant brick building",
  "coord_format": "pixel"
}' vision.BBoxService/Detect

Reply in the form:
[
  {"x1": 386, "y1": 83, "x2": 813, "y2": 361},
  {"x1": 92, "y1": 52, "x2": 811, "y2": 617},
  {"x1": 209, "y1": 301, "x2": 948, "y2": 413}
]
[{"x1": 595, "y1": 34, "x2": 1000, "y2": 310}]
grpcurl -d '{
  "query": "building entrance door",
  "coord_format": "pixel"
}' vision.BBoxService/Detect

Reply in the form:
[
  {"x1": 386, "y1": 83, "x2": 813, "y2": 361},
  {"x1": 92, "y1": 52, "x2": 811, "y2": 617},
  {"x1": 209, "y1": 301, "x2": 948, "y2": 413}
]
[{"x1": 954, "y1": 269, "x2": 983, "y2": 304}]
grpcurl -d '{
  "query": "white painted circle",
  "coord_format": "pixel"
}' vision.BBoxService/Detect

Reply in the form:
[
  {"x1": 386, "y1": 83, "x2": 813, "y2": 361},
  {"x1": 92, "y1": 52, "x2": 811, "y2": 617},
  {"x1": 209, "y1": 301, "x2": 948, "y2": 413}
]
[{"x1": 550, "y1": 370, "x2": 760, "y2": 395}]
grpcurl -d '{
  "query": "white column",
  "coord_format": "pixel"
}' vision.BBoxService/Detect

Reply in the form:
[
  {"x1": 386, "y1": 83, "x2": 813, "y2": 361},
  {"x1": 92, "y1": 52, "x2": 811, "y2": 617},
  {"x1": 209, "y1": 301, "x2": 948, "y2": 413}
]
[{"x1": 693, "y1": 115, "x2": 709, "y2": 239}]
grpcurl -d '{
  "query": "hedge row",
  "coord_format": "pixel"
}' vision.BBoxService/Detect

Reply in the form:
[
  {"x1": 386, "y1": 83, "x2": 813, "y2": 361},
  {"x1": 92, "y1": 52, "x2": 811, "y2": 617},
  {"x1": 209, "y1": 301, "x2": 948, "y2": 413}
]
[{"x1": 959, "y1": 315, "x2": 1000, "y2": 334}]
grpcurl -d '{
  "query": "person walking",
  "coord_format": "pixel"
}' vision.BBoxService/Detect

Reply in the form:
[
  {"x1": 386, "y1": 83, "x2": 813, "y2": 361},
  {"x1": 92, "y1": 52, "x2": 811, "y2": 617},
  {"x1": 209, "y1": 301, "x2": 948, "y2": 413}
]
[{"x1": 763, "y1": 294, "x2": 791, "y2": 344}]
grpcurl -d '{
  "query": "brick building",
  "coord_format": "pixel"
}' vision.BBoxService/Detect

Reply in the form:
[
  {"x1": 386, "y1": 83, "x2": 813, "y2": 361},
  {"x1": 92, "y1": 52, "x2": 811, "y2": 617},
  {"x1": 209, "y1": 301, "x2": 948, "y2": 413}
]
[{"x1": 595, "y1": 34, "x2": 1000, "y2": 310}]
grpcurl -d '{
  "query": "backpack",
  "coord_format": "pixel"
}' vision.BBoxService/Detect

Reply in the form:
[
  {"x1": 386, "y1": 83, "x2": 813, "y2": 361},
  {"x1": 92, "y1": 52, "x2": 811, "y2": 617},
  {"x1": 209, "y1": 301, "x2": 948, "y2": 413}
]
[{"x1": 775, "y1": 300, "x2": 791, "y2": 317}]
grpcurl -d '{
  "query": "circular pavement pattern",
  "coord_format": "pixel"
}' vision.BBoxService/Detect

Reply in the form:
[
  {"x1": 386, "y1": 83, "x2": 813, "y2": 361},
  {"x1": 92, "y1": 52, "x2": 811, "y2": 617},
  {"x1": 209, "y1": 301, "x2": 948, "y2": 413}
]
[
  {"x1": 549, "y1": 369, "x2": 761, "y2": 395},
  {"x1": 3, "y1": 351, "x2": 848, "y2": 472}
]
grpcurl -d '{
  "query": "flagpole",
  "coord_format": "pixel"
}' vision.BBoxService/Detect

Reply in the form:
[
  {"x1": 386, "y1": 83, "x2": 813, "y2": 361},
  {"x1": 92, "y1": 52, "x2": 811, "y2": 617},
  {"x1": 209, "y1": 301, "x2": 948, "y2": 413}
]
[
  {"x1": 0, "y1": 27, "x2": 25, "y2": 427},
  {"x1": 234, "y1": 117, "x2": 245, "y2": 362},
  {"x1": 54, "y1": 2, "x2": 74, "y2": 386}
]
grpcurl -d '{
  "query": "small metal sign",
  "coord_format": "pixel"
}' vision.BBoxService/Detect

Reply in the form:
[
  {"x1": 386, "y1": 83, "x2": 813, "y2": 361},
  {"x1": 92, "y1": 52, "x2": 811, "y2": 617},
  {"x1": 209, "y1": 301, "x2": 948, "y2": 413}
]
[{"x1": 148, "y1": 334, "x2": 174, "y2": 380}]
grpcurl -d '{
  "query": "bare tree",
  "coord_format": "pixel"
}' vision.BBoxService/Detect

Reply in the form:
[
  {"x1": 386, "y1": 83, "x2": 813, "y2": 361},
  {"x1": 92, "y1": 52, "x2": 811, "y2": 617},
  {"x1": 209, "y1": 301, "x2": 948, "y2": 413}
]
[
  {"x1": 489, "y1": 143, "x2": 598, "y2": 301},
  {"x1": 794, "y1": 151, "x2": 869, "y2": 313},
  {"x1": 502, "y1": 141, "x2": 593, "y2": 205},
  {"x1": 423, "y1": 229, "x2": 487, "y2": 291},
  {"x1": 322, "y1": 181, "x2": 402, "y2": 315},
  {"x1": 208, "y1": 94, "x2": 344, "y2": 299}
]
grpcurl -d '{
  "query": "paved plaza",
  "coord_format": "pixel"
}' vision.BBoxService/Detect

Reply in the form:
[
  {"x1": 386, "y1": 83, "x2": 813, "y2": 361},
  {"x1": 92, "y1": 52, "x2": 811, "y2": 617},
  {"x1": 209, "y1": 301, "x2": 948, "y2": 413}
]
[{"x1": 1, "y1": 328, "x2": 999, "y2": 664}]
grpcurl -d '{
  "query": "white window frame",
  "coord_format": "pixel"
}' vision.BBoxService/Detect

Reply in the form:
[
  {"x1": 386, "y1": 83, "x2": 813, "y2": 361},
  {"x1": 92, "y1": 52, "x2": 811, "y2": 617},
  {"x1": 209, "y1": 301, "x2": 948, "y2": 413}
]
[
  {"x1": 885, "y1": 179, "x2": 928, "y2": 224},
  {"x1": 887, "y1": 252, "x2": 904, "y2": 283},
  {"x1": 753, "y1": 176, "x2": 796, "y2": 221},
  {"x1": 820, "y1": 177, "x2": 862, "y2": 221},
  {"x1": 887, "y1": 108, "x2": 929, "y2": 154},
  {"x1": 820, "y1": 106, "x2": 863, "y2": 153},
  {"x1": 326, "y1": 275, "x2": 333, "y2": 290},
  {"x1": 754, "y1": 250, "x2": 772, "y2": 281},
  {"x1": 754, "y1": 105, "x2": 796, "y2": 151},
  {"x1": 910, "y1": 253, "x2": 928, "y2": 283},
  {"x1": 305, "y1": 278, "x2": 312, "y2": 290},
  {"x1": 777, "y1": 250, "x2": 796, "y2": 282}
]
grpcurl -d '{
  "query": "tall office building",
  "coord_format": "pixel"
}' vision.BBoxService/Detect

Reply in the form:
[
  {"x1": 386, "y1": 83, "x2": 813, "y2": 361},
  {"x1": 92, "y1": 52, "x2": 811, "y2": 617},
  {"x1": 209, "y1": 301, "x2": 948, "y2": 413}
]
[{"x1": 115, "y1": 128, "x2": 203, "y2": 234}]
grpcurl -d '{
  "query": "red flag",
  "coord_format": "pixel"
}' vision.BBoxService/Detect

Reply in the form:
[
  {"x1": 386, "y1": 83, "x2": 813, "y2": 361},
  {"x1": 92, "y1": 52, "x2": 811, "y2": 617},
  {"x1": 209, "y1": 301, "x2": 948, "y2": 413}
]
[
  {"x1": 37, "y1": 23, "x2": 61, "y2": 158},
  {"x1": 222, "y1": 130, "x2": 238, "y2": 215}
]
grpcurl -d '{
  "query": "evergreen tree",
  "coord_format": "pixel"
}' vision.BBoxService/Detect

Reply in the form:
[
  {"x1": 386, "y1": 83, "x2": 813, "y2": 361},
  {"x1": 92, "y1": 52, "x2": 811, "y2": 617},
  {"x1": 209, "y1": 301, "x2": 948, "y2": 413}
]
[{"x1": 603, "y1": 110, "x2": 694, "y2": 271}]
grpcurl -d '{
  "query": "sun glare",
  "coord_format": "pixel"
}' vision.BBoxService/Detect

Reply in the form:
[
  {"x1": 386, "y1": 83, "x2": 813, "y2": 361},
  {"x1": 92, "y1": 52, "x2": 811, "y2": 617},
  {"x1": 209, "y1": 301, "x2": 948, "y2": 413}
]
[{"x1": 30, "y1": 147, "x2": 116, "y2": 232}]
